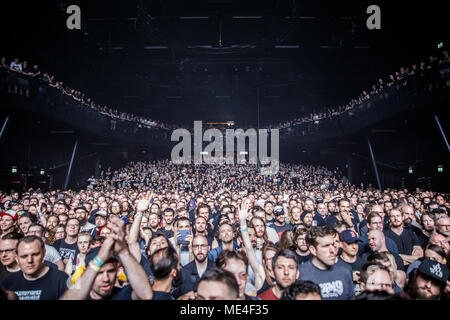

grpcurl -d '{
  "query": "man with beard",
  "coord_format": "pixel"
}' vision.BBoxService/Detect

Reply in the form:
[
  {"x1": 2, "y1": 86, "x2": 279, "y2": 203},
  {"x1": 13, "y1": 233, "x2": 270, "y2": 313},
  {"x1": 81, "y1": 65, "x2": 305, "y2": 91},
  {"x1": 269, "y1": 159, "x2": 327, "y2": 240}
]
[
  {"x1": 338, "y1": 230, "x2": 365, "y2": 295},
  {"x1": 148, "y1": 213, "x2": 161, "y2": 235},
  {"x1": 298, "y1": 226, "x2": 354, "y2": 300},
  {"x1": 160, "y1": 208, "x2": 175, "y2": 239},
  {"x1": 436, "y1": 216, "x2": 450, "y2": 238},
  {"x1": 270, "y1": 205, "x2": 292, "y2": 239},
  {"x1": 258, "y1": 249, "x2": 299, "y2": 300},
  {"x1": 325, "y1": 199, "x2": 356, "y2": 231},
  {"x1": 179, "y1": 235, "x2": 215, "y2": 296},
  {"x1": 384, "y1": 208, "x2": 423, "y2": 266},
  {"x1": 74, "y1": 206, "x2": 96, "y2": 234},
  {"x1": 358, "y1": 212, "x2": 399, "y2": 256},
  {"x1": 90, "y1": 210, "x2": 108, "y2": 237},
  {"x1": 208, "y1": 221, "x2": 238, "y2": 261},
  {"x1": 264, "y1": 201, "x2": 275, "y2": 224},
  {"x1": 402, "y1": 205, "x2": 423, "y2": 235},
  {"x1": 193, "y1": 216, "x2": 213, "y2": 246},
  {"x1": 293, "y1": 227, "x2": 312, "y2": 264},
  {"x1": 406, "y1": 258, "x2": 449, "y2": 300}
]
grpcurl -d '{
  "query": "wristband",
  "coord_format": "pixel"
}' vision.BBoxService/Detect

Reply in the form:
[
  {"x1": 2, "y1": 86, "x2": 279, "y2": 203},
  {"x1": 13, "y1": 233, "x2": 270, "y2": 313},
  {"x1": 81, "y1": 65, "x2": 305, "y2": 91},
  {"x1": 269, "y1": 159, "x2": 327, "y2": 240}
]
[
  {"x1": 240, "y1": 227, "x2": 248, "y2": 233},
  {"x1": 88, "y1": 262, "x2": 100, "y2": 272},
  {"x1": 135, "y1": 213, "x2": 143, "y2": 219},
  {"x1": 93, "y1": 255, "x2": 104, "y2": 267}
]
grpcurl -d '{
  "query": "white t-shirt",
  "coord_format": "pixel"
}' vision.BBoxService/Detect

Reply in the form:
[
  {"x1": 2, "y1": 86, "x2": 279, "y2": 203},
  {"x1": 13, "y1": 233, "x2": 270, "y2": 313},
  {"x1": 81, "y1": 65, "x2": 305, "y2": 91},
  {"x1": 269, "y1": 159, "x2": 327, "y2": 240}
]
[
  {"x1": 45, "y1": 244, "x2": 62, "y2": 264},
  {"x1": 10, "y1": 61, "x2": 22, "y2": 72}
]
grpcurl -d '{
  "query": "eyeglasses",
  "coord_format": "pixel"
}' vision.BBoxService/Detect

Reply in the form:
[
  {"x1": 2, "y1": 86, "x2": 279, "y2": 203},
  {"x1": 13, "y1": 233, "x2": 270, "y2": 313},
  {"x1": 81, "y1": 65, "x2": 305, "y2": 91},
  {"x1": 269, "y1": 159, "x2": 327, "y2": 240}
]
[
  {"x1": 0, "y1": 248, "x2": 15, "y2": 255},
  {"x1": 192, "y1": 244, "x2": 208, "y2": 250}
]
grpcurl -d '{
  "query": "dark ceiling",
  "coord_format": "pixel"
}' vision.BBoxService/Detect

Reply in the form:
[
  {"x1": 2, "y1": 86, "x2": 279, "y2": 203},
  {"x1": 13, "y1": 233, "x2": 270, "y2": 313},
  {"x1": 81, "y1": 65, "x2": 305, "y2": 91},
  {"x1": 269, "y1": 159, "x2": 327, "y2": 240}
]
[{"x1": 1, "y1": 0, "x2": 447, "y2": 126}]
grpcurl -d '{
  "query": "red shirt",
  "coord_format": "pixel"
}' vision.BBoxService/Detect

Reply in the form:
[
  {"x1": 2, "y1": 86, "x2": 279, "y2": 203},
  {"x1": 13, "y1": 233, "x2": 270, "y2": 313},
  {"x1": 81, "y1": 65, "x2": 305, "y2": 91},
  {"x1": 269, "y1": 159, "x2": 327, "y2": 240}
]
[{"x1": 257, "y1": 288, "x2": 280, "y2": 300}]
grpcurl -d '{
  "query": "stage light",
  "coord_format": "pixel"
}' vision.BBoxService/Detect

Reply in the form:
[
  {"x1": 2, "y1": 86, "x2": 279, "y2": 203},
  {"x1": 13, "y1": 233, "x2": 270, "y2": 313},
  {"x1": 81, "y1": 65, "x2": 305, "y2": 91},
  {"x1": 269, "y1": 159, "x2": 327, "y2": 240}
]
[
  {"x1": 438, "y1": 42, "x2": 444, "y2": 49},
  {"x1": 40, "y1": 169, "x2": 45, "y2": 175},
  {"x1": 408, "y1": 167, "x2": 413, "y2": 174},
  {"x1": 437, "y1": 165, "x2": 443, "y2": 173},
  {"x1": 12, "y1": 167, "x2": 18, "y2": 174}
]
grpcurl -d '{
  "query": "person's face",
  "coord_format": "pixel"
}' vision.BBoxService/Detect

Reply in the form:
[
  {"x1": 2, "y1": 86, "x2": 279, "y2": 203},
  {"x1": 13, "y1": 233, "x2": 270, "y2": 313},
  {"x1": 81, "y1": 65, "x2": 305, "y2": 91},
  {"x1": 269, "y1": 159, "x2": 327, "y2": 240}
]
[
  {"x1": 422, "y1": 215, "x2": 435, "y2": 231},
  {"x1": 273, "y1": 256, "x2": 299, "y2": 289},
  {"x1": 223, "y1": 258, "x2": 247, "y2": 299},
  {"x1": 368, "y1": 231, "x2": 382, "y2": 252},
  {"x1": 95, "y1": 216, "x2": 107, "y2": 228},
  {"x1": 219, "y1": 224, "x2": 234, "y2": 243},
  {"x1": 384, "y1": 202, "x2": 393, "y2": 213},
  {"x1": 0, "y1": 239, "x2": 18, "y2": 267},
  {"x1": 197, "y1": 280, "x2": 236, "y2": 300},
  {"x1": 291, "y1": 207, "x2": 301, "y2": 222},
  {"x1": 139, "y1": 217, "x2": 148, "y2": 229},
  {"x1": 99, "y1": 203, "x2": 108, "y2": 212},
  {"x1": 148, "y1": 236, "x2": 168, "y2": 255},
  {"x1": 436, "y1": 196, "x2": 445, "y2": 205},
  {"x1": 275, "y1": 212, "x2": 285, "y2": 224},
  {"x1": 364, "y1": 269, "x2": 394, "y2": 295},
  {"x1": 317, "y1": 204, "x2": 328, "y2": 216},
  {"x1": 227, "y1": 213, "x2": 236, "y2": 225},
  {"x1": 403, "y1": 208, "x2": 415, "y2": 224},
  {"x1": 247, "y1": 228, "x2": 257, "y2": 248},
  {"x1": 149, "y1": 214, "x2": 159, "y2": 228},
  {"x1": 371, "y1": 205, "x2": 384, "y2": 217},
  {"x1": 150, "y1": 204, "x2": 160, "y2": 215},
  {"x1": 66, "y1": 220, "x2": 80, "y2": 237},
  {"x1": 195, "y1": 218, "x2": 207, "y2": 233},
  {"x1": 178, "y1": 220, "x2": 190, "y2": 231},
  {"x1": 437, "y1": 218, "x2": 450, "y2": 237},
  {"x1": 58, "y1": 215, "x2": 68, "y2": 226},
  {"x1": 303, "y1": 213, "x2": 313, "y2": 227},
  {"x1": 253, "y1": 219, "x2": 265, "y2": 239},
  {"x1": 46, "y1": 216, "x2": 58, "y2": 230},
  {"x1": 198, "y1": 208, "x2": 210, "y2": 221},
  {"x1": 19, "y1": 217, "x2": 32, "y2": 234},
  {"x1": 26, "y1": 226, "x2": 44, "y2": 238},
  {"x1": 100, "y1": 227, "x2": 111, "y2": 238},
  {"x1": 75, "y1": 209, "x2": 87, "y2": 222},
  {"x1": 77, "y1": 235, "x2": 91, "y2": 254},
  {"x1": 304, "y1": 201, "x2": 314, "y2": 212},
  {"x1": 429, "y1": 234, "x2": 449, "y2": 255},
  {"x1": 310, "y1": 235, "x2": 337, "y2": 267},
  {"x1": 92, "y1": 262, "x2": 118, "y2": 298},
  {"x1": 328, "y1": 203, "x2": 336, "y2": 213},
  {"x1": 413, "y1": 273, "x2": 442, "y2": 300},
  {"x1": 389, "y1": 210, "x2": 403, "y2": 228},
  {"x1": 264, "y1": 250, "x2": 276, "y2": 275},
  {"x1": 339, "y1": 201, "x2": 350, "y2": 215},
  {"x1": 192, "y1": 237, "x2": 209, "y2": 263},
  {"x1": 342, "y1": 241, "x2": 359, "y2": 257},
  {"x1": 295, "y1": 233, "x2": 309, "y2": 252},
  {"x1": 1, "y1": 216, "x2": 15, "y2": 231},
  {"x1": 368, "y1": 216, "x2": 383, "y2": 231},
  {"x1": 164, "y1": 211, "x2": 174, "y2": 225},
  {"x1": 17, "y1": 240, "x2": 45, "y2": 276},
  {"x1": 264, "y1": 203, "x2": 274, "y2": 215},
  {"x1": 110, "y1": 202, "x2": 121, "y2": 214},
  {"x1": 55, "y1": 227, "x2": 65, "y2": 240}
]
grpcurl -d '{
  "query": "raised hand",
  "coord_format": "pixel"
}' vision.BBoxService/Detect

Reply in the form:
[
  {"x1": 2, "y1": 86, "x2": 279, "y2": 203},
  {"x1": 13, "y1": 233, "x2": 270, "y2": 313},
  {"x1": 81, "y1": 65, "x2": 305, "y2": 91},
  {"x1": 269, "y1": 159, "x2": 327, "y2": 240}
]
[{"x1": 107, "y1": 215, "x2": 128, "y2": 255}]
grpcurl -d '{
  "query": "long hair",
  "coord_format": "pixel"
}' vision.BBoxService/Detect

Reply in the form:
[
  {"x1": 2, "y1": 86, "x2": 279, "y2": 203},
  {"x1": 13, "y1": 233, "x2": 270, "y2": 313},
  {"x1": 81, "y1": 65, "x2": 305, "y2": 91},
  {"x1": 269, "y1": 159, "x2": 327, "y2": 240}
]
[{"x1": 262, "y1": 243, "x2": 278, "y2": 288}]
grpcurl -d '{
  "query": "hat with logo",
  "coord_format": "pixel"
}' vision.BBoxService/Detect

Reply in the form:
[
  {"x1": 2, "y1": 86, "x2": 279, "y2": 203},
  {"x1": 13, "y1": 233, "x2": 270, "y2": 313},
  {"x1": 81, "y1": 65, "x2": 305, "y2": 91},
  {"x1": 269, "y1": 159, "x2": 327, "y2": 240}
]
[
  {"x1": 340, "y1": 229, "x2": 359, "y2": 243},
  {"x1": 0, "y1": 210, "x2": 18, "y2": 221},
  {"x1": 84, "y1": 246, "x2": 119, "y2": 267},
  {"x1": 417, "y1": 259, "x2": 449, "y2": 285},
  {"x1": 93, "y1": 210, "x2": 108, "y2": 218},
  {"x1": 273, "y1": 205, "x2": 285, "y2": 216}
]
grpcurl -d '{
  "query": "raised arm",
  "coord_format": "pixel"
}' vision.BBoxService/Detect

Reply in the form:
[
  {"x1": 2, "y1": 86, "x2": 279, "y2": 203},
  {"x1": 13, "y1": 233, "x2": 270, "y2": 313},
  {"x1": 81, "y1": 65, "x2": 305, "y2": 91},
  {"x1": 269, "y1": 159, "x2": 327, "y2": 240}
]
[
  {"x1": 60, "y1": 235, "x2": 115, "y2": 300},
  {"x1": 109, "y1": 216, "x2": 153, "y2": 300},
  {"x1": 128, "y1": 191, "x2": 153, "y2": 261},
  {"x1": 238, "y1": 200, "x2": 265, "y2": 291}
]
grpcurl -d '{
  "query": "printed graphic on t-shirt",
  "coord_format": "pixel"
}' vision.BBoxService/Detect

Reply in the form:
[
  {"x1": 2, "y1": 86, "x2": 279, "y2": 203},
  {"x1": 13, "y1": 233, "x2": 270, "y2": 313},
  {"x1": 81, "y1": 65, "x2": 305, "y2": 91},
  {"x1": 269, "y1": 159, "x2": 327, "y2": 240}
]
[
  {"x1": 15, "y1": 290, "x2": 42, "y2": 300},
  {"x1": 59, "y1": 248, "x2": 76, "y2": 259},
  {"x1": 318, "y1": 280, "x2": 344, "y2": 298}
]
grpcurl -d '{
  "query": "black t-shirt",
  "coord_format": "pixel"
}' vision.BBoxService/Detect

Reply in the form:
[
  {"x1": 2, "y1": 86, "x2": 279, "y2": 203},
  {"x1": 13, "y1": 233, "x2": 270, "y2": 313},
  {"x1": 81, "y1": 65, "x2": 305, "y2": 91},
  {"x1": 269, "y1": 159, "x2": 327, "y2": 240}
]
[
  {"x1": 160, "y1": 228, "x2": 174, "y2": 239},
  {"x1": 0, "y1": 265, "x2": 18, "y2": 282},
  {"x1": 152, "y1": 290, "x2": 175, "y2": 300},
  {"x1": 295, "y1": 252, "x2": 312, "y2": 265},
  {"x1": 338, "y1": 256, "x2": 365, "y2": 273},
  {"x1": 53, "y1": 238, "x2": 79, "y2": 262},
  {"x1": 270, "y1": 223, "x2": 292, "y2": 239},
  {"x1": 1, "y1": 267, "x2": 68, "y2": 300},
  {"x1": 384, "y1": 228, "x2": 420, "y2": 256}
]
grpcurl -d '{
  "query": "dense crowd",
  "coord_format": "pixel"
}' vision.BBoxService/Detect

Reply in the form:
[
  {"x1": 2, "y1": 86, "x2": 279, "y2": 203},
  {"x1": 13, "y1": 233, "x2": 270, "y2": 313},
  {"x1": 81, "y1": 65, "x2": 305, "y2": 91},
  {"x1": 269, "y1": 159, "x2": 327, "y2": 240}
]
[
  {"x1": 2, "y1": 49, "x2": 449, "y2": 135},
  {"x1": 269, "y1": 49, "x2": 450, "y2": 130},
  {"x1": 1, "y1": 160, "x2": 449, "y2": 300}
]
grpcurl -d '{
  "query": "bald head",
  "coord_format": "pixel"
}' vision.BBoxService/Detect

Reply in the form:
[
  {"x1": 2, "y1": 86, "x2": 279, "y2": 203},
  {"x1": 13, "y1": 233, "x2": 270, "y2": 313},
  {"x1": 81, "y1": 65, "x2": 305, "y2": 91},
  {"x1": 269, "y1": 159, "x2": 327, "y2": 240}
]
[{"x1": 367, "y1": 230, "x2": 386, "y2": 252}]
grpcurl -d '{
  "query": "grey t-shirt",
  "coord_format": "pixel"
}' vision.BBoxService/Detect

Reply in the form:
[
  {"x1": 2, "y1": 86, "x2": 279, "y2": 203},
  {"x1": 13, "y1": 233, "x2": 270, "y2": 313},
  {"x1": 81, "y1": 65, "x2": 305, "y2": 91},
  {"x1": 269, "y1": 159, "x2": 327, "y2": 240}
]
[
  {"x1": 299, "y1": 259, "x2": 355, "y2": 300},
  {"x1": 45, "y1": 244, "x2": 62, "y2": 264}
]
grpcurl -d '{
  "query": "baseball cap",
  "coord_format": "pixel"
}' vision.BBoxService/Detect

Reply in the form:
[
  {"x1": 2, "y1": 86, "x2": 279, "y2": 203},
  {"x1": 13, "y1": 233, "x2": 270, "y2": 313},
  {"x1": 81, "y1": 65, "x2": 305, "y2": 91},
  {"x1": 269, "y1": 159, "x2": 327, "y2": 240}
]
[
  {"x1": 417, "y1": 259, "x2": 449, "y2": 285},
  {"x1": 74, "y1": 206, "x2": 87, "y2": 212},
  {"x1": 93, "y1": 210, "x2": 108, "y2": 218},
  {"x1": 340, "y1": 230, "x2": 359, "y2": 243},
  {"x1": 0, "y1": 210, "x2": 18, "y2": 221},
  {"x1": 273, "y1": 205, "x2": 284, "y2": 216}
]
